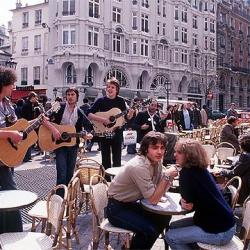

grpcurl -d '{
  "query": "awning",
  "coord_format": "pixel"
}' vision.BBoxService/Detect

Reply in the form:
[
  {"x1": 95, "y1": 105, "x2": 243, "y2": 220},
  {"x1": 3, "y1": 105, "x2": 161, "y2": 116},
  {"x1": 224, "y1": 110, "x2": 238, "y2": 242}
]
[
  {"x1": 119, "y1": 88, "x2": 135, "y2": 99},
  {"x1": 85, "y1": 88, "x2": 98, "y2": 97},
  {"x1": 11, "y1": 88, "x2": 47, "y2": 103}
]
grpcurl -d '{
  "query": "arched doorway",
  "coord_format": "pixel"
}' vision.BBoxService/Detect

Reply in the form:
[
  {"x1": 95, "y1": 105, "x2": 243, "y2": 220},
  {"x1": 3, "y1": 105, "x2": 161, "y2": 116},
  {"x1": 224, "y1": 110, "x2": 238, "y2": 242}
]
[
  {"x1": 103, "y1": 68, "x2": 128, "y2": 87},
  {"x1": 64, "y1": 63, "x2": 76, "y2": 84}
]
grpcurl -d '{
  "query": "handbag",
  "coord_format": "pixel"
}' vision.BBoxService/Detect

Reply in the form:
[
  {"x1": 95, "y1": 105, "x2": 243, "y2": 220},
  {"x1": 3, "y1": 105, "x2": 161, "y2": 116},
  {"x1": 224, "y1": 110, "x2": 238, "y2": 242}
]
[{"x1": 123, "y1": 130, "x2": 137, "y2": 145}]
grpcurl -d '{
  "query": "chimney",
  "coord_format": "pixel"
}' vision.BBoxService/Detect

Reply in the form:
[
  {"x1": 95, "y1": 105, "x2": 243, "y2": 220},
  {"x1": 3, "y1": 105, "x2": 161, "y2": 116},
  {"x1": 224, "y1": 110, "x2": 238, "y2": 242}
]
[{"x1": 16, "y1": 0, "x2": 22, "y2": 9}]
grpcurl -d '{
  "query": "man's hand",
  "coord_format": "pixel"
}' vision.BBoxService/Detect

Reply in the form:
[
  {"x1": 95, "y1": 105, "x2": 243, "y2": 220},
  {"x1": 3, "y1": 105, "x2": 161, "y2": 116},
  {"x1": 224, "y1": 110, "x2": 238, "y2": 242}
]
[
  {"x1": 9, "y1": 131, "x2": 23, "y2": 144},
  {"x1": 85, "y1": 133, "x2": 93, "y2": 140},
  {"x1": 164, "y1": 166, "x2": 179, "y2": 178},
  {"x1": 141, "y1": 124, "x2": 150, "y2": 130},
  {"x1": 181, "y1": 198, "x2": 193, "y2": 211}
]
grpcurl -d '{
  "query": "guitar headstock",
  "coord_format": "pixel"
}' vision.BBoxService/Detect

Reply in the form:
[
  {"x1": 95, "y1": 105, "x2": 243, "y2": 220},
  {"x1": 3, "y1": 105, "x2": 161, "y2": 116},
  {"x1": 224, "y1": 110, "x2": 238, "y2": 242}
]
[{"x1": 50, "y1": 101, "x2": 61, "y2": 113}]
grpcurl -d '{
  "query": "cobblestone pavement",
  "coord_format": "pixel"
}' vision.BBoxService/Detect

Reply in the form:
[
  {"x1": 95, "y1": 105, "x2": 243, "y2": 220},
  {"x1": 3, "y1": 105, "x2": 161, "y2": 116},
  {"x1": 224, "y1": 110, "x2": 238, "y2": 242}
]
[{"x1": 13, "y1": 145, "x2": 166, "y2": 249}]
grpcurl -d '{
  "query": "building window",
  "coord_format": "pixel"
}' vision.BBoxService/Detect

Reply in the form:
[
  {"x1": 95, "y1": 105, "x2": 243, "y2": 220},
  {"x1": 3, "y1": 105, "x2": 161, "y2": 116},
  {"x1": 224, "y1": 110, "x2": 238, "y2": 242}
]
[
  {"x1": 35, "y1": 10, "x2": 42, "y2": 25},
  {"x1": 21, "y1": 68, "x2": 28, "y2": 85},
  {"x1": 141, "y1": 14, "x2": 149, "y2": 32},
  {"x1": 210, "y1": 57, "x2": 215, "y2": 68},
  {"x1": 204, "y1": 1, "x2": 208, "y2": 11},
  {"x1": 193, "y1": 15, "x2": 198, "y2": 29},
  {"x1": 132, "y1": 12, "x2": 137, "y2": 30},
  {"x1": 88, "y1": 26, "x2": 99, "y2": 46},
  {"x1": 174, "y1": 48, "x2": 179, "y2": 63},
  {"x1": 22, "y1": 12, "x2": 29, "y2": 28},
  {"x1": 132, "y1": 39, "x2": 137, "y2": 55},
  {"x1": 62, "y1": 25, "x2": 76, "y2": 45},
  {"x1": 182, "y1": 7, "x2": 187, "y2": 22},
  {"x1": 85, "y1": 66, "x2": 94, "y2": 86},
  {"x1": 34, "y1": 35, "x2": 41, "y2": 50},
  {"x1": 181, "y1": 28, "x2": 187, "y2": 43},
  {"x1": 163, "y1": 23, "x2": 166, "y2": 36},
  {"x1": 210, "y1": 37, "x2": 215, "y2": 51},
  {"x1": 157, "y1": 22, "x2": 160, "y2": 35},
  {"x1": 174, "y1": 6, "x2": 178, "y2": 20},
  {"x1": 192, "y1": 33, "x2": 197, "y2": 46},
  {"x1": 174, "y1": 27, "x2": 179, "y2": 41},
  {"x1": 151, "y1": 45, "x2": 156, "y2": 59},
  {"x1": 163, "y1": 1, "x2": 166, "y2": 17},
  {"x1": 89, "y1": 0, "x2": 99, "y2": 18},
  {"x1": 22, "y1": 37, "x2": 29, "y2": 52},
  {"x1": 210, "y1": 20, "x2": 215, "y2": 33},
  {"x1": 204, "y1": 18, "x2": 208, "y2": 31},
  {"x1": 140, "y1": 39, "x2": 148, "y2": 56},
  {"x1": 125, "y1": 39, "x2": 129, "y2": 54},
  {"x1": 113, "y1": 34, "x2": 121, "y2": 52},
  {"x1": 204, "y1": 36, "x2": 208, "y2": 50},
  {"x1": 181, "y1": 49, "x2": 188, "y2": 64},
  {"x1": 62, "y1": 0, "x2": 75, "y2": 15},
  {"x1": 194, "y1": 54, "x2": 198, "y2": 68},
  {"x1": 141, "y1": 0, "x2": 149, "y2": 8},
  {"x1": 104, "y1": 34, "x2": 110, "y2": 50},
  {"x1": 66, "y1": 64, "x2": 77, "y2": 84},
  {"x1": 33, "y1": 66, "x2": 40, "y2": 85},
  {"x1": 104, "y1": 69, "x2": 127, "y2": 87},
  {"x1": 113, "y1": 7, "x2": 121, "y2": 23}
]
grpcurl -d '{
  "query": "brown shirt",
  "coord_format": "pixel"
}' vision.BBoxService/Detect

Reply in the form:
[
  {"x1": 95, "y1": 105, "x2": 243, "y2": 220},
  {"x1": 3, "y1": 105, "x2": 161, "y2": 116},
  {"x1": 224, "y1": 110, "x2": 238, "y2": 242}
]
[{"x1": 108, "y1": 155, "x2": 163, "y2": 202}]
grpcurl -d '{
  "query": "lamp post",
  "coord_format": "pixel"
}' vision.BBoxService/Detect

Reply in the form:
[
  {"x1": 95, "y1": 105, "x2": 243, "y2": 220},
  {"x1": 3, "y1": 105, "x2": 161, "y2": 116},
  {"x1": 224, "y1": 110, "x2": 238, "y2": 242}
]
[
  {"x1": 164, "y1": 80, "x2": 171, "y2": 106},
  {"x1": 5, "y1": 57, "x2": 17, "y2": 69},
  {"x1": 53, "y1": 87, "x2": 57, "y2": 99}
]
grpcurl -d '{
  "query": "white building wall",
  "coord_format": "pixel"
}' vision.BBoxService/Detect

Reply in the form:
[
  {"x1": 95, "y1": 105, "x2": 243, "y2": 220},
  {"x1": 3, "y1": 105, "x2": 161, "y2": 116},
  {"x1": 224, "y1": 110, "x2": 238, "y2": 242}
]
[{"x1": 10, "y1": 2, "x2": 49, "y2": 89}]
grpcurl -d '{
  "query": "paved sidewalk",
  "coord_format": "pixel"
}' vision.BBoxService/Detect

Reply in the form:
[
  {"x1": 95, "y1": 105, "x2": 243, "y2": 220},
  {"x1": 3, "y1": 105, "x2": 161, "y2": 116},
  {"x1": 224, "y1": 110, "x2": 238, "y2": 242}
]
[{"x1": 13, "y1": 145, "x2": 166, "y2": 249}]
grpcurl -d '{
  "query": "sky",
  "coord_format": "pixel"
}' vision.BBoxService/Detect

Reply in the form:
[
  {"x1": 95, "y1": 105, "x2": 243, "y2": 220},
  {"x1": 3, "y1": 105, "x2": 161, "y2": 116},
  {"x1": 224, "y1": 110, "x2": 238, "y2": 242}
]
[{"x1": 0, "y1": 0, "x2": 41, "y2": 27}]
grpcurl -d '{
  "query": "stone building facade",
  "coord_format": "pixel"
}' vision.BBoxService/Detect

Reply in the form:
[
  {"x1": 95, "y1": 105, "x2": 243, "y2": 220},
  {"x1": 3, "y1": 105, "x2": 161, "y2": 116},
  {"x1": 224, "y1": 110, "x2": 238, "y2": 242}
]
[{"x1": 217, "y1": 0, "x2": 250, "y2": 111}]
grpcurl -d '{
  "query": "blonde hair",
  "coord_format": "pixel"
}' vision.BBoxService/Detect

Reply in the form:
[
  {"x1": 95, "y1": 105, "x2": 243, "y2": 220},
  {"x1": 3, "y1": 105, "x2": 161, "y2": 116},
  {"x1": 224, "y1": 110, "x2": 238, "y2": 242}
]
[{"x1": 175, "y1": 139, "x2": 209, "y2": 169}]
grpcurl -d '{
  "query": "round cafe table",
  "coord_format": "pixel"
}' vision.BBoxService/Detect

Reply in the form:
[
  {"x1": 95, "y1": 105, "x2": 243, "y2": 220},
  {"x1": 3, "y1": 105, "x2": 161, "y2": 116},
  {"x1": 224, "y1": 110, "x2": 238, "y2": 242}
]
[
  {"x1": 141, "y1": 192, "x2": 188, "y2": 216},
  {"x1": 105, "y1": 166, "x2": 126, "y2": 177},
  {"x1": 0, "y1": 190, "x2": 38, "y2": 212}
]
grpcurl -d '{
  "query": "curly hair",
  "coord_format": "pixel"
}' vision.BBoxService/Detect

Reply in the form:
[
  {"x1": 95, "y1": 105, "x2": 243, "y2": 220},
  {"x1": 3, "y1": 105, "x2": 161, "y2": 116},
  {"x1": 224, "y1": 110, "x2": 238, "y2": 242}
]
[
  {"x1": 239, "y1": 132, "x2": 250, "y2": 153},
  {"x1": 175, "y1": 139, "x2": 209, "y2": 169},
  {"x1": 0, "y1": 66, "x2": 17, "y2": 92},
  {"x1": 138, "y1": 131, "x2": 167, "y2": 156}
]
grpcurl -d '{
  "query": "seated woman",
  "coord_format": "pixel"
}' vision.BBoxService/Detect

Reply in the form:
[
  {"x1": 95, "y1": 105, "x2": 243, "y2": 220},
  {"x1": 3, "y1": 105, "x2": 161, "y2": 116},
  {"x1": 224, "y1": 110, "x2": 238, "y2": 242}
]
[
  {"x1": 165, "y1": 139, "x2": 236, "y2": 250},
  {"x1": 217, "y1": 132, "x2": 250, "y2": 205}
]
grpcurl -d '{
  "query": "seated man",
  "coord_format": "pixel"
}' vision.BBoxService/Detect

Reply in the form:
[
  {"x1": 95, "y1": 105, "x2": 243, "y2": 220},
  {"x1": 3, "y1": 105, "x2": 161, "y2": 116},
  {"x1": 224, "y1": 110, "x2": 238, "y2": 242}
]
[
  {"x1": 107, "y1": 131, "x2": 178, "y2": 249},
  {"x1": 220, "y1": 116, "x2": 240, "y2": 153}
]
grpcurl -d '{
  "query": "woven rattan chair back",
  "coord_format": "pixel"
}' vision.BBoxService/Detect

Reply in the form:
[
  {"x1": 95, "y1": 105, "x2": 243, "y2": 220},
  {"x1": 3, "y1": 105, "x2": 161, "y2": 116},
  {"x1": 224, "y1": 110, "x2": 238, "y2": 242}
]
[
  {"x1": 46, "y1": 184, "x2": 68, "y2": 247},
  {"x1": 90, "y1": 175, "x2": 109, "y2": 225},
  {"x1": 241, "y1": 196, "x2": 250, "y2": 249},
  {"x1": 202, "y1": 144, "x2": 216, "y2": 160},
  {"x1": 224, "y1": 176, "x2": 242, "y2": 210},
  {"x1": 216, "y1": 142, "x2": 236, "y2": 164}
]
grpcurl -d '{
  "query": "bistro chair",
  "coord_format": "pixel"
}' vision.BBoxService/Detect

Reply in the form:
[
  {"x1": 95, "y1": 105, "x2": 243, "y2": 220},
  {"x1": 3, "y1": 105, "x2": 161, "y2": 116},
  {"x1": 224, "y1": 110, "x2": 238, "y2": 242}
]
[
  {"x1": 216, "y1": 142, "x2": 236, "y2": 164},
  {"x1": 197, "y1": 195, "x2": 250, "y2": 250},
  {"x1": 75, "y1": 158, "x2": 105, "y2": 212},
  {"x1": 202, "y1": 144, "x2": 216, "y2": 162},
  {"x1": 90, "y1": 174, "x2": 132, "y2": 250},
  {"x1": 0, "y1": 185, "x2": 68, "y2": 250},
  {"x1": 223, "y1": 176, "x2": 242, "y2": 210}
]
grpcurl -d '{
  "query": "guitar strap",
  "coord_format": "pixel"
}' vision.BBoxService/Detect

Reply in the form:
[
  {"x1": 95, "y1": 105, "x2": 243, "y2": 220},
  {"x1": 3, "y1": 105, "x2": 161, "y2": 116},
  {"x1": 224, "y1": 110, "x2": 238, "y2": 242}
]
[{"x1": 77, "y1": 107, "x2": 98, "y2": 129}]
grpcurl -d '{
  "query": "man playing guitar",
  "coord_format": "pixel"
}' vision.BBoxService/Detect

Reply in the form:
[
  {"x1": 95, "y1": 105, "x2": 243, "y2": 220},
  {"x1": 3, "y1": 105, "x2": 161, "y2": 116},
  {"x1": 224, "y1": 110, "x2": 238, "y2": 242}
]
[
  {"x1": 0, "y1": 67, "x2": 23, "y2": 233},
  {"x1": 88, "y1": 77, "x2": 134, "y2": 177}
]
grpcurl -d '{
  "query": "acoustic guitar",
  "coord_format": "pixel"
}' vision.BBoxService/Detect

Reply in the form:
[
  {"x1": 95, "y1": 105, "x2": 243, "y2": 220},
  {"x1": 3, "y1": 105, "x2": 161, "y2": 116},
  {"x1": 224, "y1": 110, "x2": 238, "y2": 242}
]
[
  {"x1": 38, "y1": 123, "x2": 114, "y2": 152},
  {"x1": 91, "y1": 98, "x2": 152, "y2": 133},
  {"x1": 0, "y1": 102, "x2": 60, "y2": 167}
]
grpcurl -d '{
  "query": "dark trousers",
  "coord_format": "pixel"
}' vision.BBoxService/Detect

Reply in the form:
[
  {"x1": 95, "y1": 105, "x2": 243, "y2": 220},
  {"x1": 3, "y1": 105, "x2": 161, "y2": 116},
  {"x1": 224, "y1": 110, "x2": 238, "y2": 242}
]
[
  {"x1": 55, "y1": 145, "x2": 78, "y2": 197},
  {"x1": 100, "y1": 133, "x2": 122, "y2": 170},
  {"x1": 0, "y1": 166, "x2": 23, "y2": 233},
  {"x1": 107, "y1": 198, "x2": 171, "y2": 250}
]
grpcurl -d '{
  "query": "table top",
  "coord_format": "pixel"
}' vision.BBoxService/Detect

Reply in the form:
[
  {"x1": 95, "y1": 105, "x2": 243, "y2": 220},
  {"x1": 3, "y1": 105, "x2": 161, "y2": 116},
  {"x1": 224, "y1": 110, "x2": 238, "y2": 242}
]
[
  {"x1": 141, "y1": 192, "x2": 188, "y2": 215},
  {"x1": 0, "y1": 190, "x2": 38, "y2": 211},
  {"x1": 227, "y1": 155, "x2": 239, "y2": 163},
  {"x1": 105, "y1": 166, "x2": 126, "y2": 177},
  {"x1": 214, "y1": 164, "x2": 233, "y2": 169}
]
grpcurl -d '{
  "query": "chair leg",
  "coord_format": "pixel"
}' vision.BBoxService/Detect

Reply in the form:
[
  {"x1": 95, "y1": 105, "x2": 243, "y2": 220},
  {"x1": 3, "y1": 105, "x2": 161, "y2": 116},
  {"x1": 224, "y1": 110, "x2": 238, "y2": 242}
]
[
  {"x1": 31, "y1": 217, "x2": 36, "y2": 232},
  {"x1": 104, "y1": 231, "x2": 110, "y2": 250},
  {"x1": 41, "y1": 218, "x2": 47, "y2": 233},
  {"x1": 66, "y1": 217, "x2": 72, "y2": 250}
]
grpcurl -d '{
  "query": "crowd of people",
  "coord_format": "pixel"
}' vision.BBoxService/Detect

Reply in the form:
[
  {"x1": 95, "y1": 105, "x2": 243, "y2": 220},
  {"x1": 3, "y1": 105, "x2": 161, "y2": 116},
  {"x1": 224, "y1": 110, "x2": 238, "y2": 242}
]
[{"x1": 0, "y1": 66, "x2": 249, "y2": 250}]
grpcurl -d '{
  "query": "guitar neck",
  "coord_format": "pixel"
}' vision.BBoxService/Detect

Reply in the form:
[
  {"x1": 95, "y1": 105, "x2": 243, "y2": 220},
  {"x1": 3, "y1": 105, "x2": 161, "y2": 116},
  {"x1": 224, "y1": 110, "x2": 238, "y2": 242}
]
[
  {"x1": 114, "y1": 110, "x2": 128, "y2": 119},
  {"x1": 24, "y1": 107, "x2": 55, "y2": 136}
]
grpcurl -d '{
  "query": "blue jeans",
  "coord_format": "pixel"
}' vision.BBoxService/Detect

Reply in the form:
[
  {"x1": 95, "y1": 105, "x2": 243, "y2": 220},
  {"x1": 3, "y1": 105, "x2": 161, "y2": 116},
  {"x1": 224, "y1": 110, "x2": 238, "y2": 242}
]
[
  {"x1": 0, "y1": 166, "x2": 23, "y2": 233},
  {"x1": 165, "y1": 217, "x2": 236, "y2": 250},
  {"x1": 55, "y1": 145, "x2": 78, "y2": 197},
  {"x1": 107, "y1": 198, "x2": 171, "y2": 250}
]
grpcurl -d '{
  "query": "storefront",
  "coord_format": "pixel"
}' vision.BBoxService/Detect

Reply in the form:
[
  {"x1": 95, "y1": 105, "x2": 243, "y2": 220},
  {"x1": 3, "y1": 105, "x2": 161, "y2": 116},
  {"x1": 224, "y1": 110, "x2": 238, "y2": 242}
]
[{"x1": 11, "y1": 86, "x2": 47, "y2": 103}]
